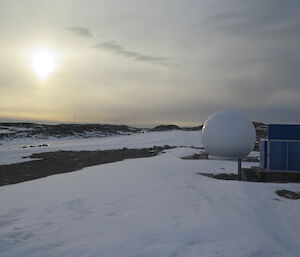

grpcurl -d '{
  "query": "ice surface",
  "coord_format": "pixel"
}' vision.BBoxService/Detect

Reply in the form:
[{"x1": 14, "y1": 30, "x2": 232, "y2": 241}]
[{"x1": 0, "y1": 131, "x2": 299, "y2": 257}]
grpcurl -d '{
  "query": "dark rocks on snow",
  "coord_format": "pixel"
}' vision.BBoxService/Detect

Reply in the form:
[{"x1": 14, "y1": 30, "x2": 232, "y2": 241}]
[
  {"x1": 276, "y1": 190, "x2": 300, "y2": 200},
  {"x1": 150, "y1": 125, "x2": 182, "y2": 131},
  {"x1": 0, "y1": 123, "x2": 142, "y2": 140},
  {"x1": 0, "y1": 145, "x2": 175, "y2": 186}
]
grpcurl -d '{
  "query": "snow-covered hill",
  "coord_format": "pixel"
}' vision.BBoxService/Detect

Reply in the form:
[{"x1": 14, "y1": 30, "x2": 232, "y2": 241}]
[
  {"x1": 0, "y1": 131, "x2": 299, "y2": 257},
  {"x1": 0, "y1": 123, "x2": 202, "y2": 142}
]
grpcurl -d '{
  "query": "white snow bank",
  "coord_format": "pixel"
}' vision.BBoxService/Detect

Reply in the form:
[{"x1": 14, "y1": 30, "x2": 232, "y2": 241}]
[
  {"x1": 0, "y1": 128, "x2": 12, "y2": 134},
  {"x1": 0, "y1": 147, "x2": 299, "y2": 257}
]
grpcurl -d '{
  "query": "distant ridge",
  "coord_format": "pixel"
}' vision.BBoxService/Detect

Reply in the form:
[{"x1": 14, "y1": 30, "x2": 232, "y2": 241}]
[
  {"x1": 150, "y1": 124, "x2": 202, "y2": 132},
  {"x1": 0, "y1": 122, "x2": 266, "y2": 143},
  {"x1": 0, "y1": 123, "x2": 141, "y2": 141}
]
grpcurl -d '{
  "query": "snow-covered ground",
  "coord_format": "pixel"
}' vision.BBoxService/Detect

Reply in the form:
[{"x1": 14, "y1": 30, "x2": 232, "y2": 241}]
[
  {"x1": 0, "y1": 131, "x2": 200, "y2": 165},
  {"x1": 0, "y1": 131, "x2": 300, "y2": 257}
]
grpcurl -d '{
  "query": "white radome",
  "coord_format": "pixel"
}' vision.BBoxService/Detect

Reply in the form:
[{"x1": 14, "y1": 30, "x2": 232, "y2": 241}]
[{"x1": 202, "y1": 110, "x2": 256, "y2": 158}]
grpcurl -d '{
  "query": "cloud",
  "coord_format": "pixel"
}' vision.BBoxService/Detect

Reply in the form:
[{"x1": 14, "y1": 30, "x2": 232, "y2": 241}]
[
  {"x1": 67, "y1": 27, "x2": 93, "y2": 37},
  {"x1": 93, "y1": 41, "x2": 168, "y2": 66},
  {"x1": 182, "y1": 0, "x2": 300, "y2": 123},
  {"x1": 201, "y1": 1, "x2": 300, "y2": 39}
]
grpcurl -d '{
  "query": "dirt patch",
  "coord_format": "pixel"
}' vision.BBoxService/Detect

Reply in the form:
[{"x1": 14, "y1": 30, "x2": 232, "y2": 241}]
[
  {"x1": 0, "y1": 145, "x2": 175, "y2": 186},
  {"x1": 276, "y1": 190, "x2": 300, "y2": 200},
  {"x1": 183, "y1": 154, "x2": 258, "y2": 162},
  {"x1": 182, "y1": 153, "x2": 208, "y2": 160},
  {"x1": 213, "y1": 173, "x2": 237, "y2": 180},
  {"x1": 197, "y1": 173, "x2": 237, "y2": 180}
]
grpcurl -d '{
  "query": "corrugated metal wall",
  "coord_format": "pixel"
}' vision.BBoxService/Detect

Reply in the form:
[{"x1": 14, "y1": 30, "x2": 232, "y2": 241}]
[
  {"x1": 288, "y1": 142, "x2": 300, "y2": 170},
  {"x1": 260, "y1": 140, "x2": 300, "y2": 171},
  {"x1": 269, "y1": 141, "x2": 287, "y2": 170},
  {"x1": 268, "y1": 124, "x2": 300, "y2": 140},
  {"x1": 260, "y1": 124, "x2": 300, "y2": 171}
]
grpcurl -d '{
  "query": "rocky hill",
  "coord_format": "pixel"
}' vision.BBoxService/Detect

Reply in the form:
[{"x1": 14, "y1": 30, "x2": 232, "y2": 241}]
[
  {"x1": 149, "y1": 124, "x2": 202, "y2": 132},
  {"x1": 0, "y1": 123, "x2": 142, "y2": 141},
  {"x1": 0, "y1": 122, "x2": 266, "y2": 148}
]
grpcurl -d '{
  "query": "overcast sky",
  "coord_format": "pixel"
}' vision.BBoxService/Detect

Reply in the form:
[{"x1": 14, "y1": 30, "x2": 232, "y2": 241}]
[{"x1": 0, "y1": 0, "x2": 299, "y2": 126}]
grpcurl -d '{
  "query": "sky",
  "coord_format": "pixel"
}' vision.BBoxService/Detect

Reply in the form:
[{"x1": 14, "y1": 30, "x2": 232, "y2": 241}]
[{"x1": 0, "y1": 0, "x2": 299, "y2": 127}]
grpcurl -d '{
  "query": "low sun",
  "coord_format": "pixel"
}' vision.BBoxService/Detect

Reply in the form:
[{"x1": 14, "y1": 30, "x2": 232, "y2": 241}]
[{"x1": 28, "y1": 47, "x2": 59, "y2": 80}]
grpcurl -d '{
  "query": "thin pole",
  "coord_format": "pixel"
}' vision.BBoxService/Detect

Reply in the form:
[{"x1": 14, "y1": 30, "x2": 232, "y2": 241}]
[{"x1": 238, "y1": 157, "x2": 242, "y2": 181}]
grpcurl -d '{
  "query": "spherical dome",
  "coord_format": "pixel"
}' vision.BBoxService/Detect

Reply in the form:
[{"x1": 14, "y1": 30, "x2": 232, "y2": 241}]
[{"x1": 202, "y1": 110, "x2": 256, "y2": 158}]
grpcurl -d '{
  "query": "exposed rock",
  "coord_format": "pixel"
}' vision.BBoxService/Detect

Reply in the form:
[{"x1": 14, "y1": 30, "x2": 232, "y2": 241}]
[
  {"x1": 149, "y1": 124, "x2": 202, "y2": 132},
  {"x1": 150, "y1": 125, "x2": 182, "y2": 131},
  {"x1": 276, "y1": 190, "x2": 300, "y2": 200},
  {"x1": 183, "y1": 125, "x2": 203, "y2": 131},
  {"x1": 0, "y1": 123, "x2": 142, "y2": 141},
  {"x1": 213, "y1": 173, "x2": 237, "y2": 180},
  {"x1": 182, "y1": 153, "x2": 208, "y2": 160},
  {"x1": 0, "y1": 145, "x2": 175, "y2": 186},
  {"x1": 252, "y1": 121, "x2": 267, "y2": 151}
]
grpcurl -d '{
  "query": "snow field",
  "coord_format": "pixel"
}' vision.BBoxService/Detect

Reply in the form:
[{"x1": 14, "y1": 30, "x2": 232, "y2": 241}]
[{"x1": 0, "y1": 131, "x2": 299, "y2": 257}]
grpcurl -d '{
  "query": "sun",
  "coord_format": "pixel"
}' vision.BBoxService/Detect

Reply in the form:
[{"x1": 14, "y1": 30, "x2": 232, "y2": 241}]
[{"x1": 28, "y1": 47, "x2": 59, "y2": 80}]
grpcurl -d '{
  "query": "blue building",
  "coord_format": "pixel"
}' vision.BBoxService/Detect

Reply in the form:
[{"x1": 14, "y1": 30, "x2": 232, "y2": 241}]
[{"x1": 260, "y1": 124, "x2": 300, "y2": 172}]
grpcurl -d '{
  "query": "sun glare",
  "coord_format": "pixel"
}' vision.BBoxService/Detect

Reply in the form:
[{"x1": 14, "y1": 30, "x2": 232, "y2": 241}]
[{"x1": 28, "y1": 47, "x2": 59, "y2": 80}]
